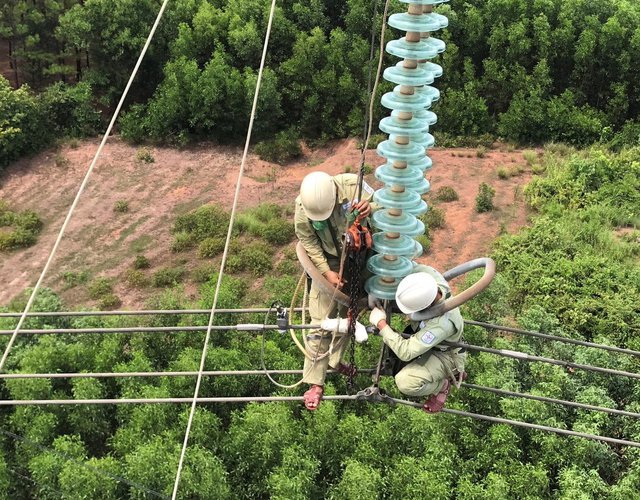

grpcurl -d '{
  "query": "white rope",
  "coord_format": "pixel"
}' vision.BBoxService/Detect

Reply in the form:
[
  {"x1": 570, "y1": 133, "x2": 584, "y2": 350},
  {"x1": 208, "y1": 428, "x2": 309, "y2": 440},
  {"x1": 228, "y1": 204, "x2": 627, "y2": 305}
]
[
  {"x1": 0, "y1": 0, "x2": 171, "y2": 371},
  {"x1": 170, "y1": 0, "x2": 279, "y2": 496}
]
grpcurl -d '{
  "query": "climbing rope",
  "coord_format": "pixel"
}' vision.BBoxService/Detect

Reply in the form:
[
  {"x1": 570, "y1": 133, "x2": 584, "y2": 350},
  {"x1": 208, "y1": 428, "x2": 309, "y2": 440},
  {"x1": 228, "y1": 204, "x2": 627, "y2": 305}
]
[
  {"x1": 0, "y1": 0, "x2": 172, "y2": 372},
  {"x1": 171, "y1": 0, "x2": 279, "y2": 496}
]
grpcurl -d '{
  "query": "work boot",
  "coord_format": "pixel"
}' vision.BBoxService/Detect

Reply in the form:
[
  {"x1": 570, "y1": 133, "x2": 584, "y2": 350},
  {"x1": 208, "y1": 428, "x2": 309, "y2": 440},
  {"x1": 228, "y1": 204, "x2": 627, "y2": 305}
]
[
  {"x1": 335, "y1": 363, "x2": 357, "y2": 378},
  {"x1": 423, "y1": 379, "x2": 451, "y2": 414}
]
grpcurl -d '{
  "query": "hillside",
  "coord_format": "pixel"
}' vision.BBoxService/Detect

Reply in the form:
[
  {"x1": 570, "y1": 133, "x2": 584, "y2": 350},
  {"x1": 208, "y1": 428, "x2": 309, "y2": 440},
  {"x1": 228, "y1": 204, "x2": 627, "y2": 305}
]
[{"x1": 0, "y1": 138, "x2": 532, "y2": 308}]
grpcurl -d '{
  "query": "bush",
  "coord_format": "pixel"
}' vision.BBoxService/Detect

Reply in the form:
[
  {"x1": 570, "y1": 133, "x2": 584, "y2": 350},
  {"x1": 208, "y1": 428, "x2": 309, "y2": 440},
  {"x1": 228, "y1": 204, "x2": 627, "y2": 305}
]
[
  {"x1": 60, "y1": 270, "x2": 90, "y2": 289},
  {"x1": 476, "y1": 146, "x2": 488, "y2": 158},
  {"x1": 434, "y1": 186, "x2": 459, "y2": 202},
  {"x1": 136, "y1": 147, "x2": 155, "y2": 164},
  {"x1": 99, "y1": 294, "x2": 121, "y2": 310},
  {"x1": 0, "y1": 202, "x2": 43, "y2": 251},
  {"x1": 523, "y1": 150, "x2": 537, "y2": 166},
  {"x1": 261, "y1": 219, "x2": 295, "y2": 245},
  {"x1": 171, "y1": 231, "x2": 195, "y2": 252},
  {"x1": 174, "y1": 205, "x2": 230, "y2": 242},
  {"x1": 134, "y1": 255, "x2": 150, "y2": 269},
  {"x1": 476, "y1": 183, "x2": 496, "y2": 213},
  {"x1": 198, "y1": 237, "x2": 226, "y2": 258},
  {"x1": 88, "y1": 277, "x2": 113, "y2": 299},
  {"x1": 254, "y1": 128, "x2": 301, "y2": 164},
  {"x1": 124, "y1": 269, "x2": 149, "y2": 288},
  {"x1": 152, "y1": 267, "x2": 186, "y2": 287},
  {"x1": 113, "y1": 200, "x2": 129, "y2": 213},
  {"x1": 225, "y1": 241, "x2": 274, "y2": 276},
  {"x1": 421, "y1": 207, "x2": 445, "y2": 230},
  {"x1": 192, "y1": 265, "x2": 215, "y2": 283}
]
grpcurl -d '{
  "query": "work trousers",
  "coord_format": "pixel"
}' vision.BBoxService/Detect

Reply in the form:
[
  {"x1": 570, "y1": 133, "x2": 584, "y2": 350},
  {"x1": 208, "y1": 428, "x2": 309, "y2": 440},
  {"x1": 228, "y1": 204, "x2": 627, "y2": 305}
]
[
  {"x1": 302, "y1": 259, "x2": 348, "y2": 386},
  {"x1": 395, "y1": 350, "x2": 467, "y2": 397}
]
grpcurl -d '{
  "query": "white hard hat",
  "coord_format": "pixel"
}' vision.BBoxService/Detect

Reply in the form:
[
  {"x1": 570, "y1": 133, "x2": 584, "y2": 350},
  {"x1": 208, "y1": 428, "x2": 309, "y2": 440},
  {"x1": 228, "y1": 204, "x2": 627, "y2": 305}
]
[
  {"x1": 300, "y1": 172, "x2": 337, "y2": 221},
  {"x1": 395, "y1": 272, "x2": 439, "y2": 314}
]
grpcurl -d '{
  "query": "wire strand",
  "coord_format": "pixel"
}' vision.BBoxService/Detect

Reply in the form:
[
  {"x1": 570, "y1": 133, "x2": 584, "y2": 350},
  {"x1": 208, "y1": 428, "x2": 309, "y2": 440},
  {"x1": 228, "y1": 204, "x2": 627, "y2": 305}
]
[
  {"x1": 171, "y1": 0, "x2": 278, "y2": 496},
  {"x1": 0, "y1": 0, "x2": 171, "y2": 372}
]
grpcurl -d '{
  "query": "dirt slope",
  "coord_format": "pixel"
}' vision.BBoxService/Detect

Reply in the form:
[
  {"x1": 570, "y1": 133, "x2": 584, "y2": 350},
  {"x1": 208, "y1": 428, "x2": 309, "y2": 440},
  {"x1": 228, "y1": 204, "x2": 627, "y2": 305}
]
[{"x1": 0, "y1": 137, "x2": 532, "y2": 307}]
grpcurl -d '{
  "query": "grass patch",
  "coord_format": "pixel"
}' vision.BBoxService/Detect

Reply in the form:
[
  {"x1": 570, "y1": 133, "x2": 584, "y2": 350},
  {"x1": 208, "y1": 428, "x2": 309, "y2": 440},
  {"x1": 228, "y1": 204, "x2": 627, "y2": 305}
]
[
  {"x1": 192, "y1": 264, "x2": 216, "y2": 283},
  {"x1": 522, "y1": 150, "x2": 537, "y2": 166},
  {"x1": 171, "y1": 231, "x2": 195, "y2": 252},
  {"x1": 235, "y1": 203, "x2": 294, "y2": 245},
  {"x1": 124, "y1": 269, "x2": 149, "y2": 288},
  {"x1": 60, "y1": 270, "x2": 90, "y2": 290},
  {"x1": 152, "y1": 267, "x2": 186, "y2": 287},
  {"x1": 54, "y1": 153, "x2": 70, "y2": 168},
  {"x1": 129, "y1": 234, "x2": 153, "y2": 253},
  {"x1": 433, "y1": 186, "x2": 459, "y2": 202},
  {"x1": 136, "y1": 147, "x2": 155, "y2": 164},
  {"x1": 476, "y1": 146, "x2": 488, "y2": 158},
  {"x1": 415, "y1": 234, "x2": 431, "y2": 254},
  {"x1": 113, "y1": 200, "x2": 129, "y2": 214},
  {"x1": 226, "y1": 241, "x2": 274, "y2": 277},
  {"x1": 99, "y1": 294, "x2": 121, "y2": 310},
  {"x1": 420, "y1": 207, "x2": 445, "y2": 230},
  {"x1": 0, "y1": 202, "x2": 43, "y2": 251},
  {"x1": 198, "y1": 237, "x2": 226, "y2": 258}
]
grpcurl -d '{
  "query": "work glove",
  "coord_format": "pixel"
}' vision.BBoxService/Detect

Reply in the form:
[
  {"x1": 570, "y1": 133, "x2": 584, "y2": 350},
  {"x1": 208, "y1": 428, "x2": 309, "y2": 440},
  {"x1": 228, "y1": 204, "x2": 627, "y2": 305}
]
[
  {"x1": 320, "y1": 318, "x2": 369, "y2": 343},
  {"x1": 368, "y1": 293, "x2": 383, "y2": 309},
  {"x1": 369, "y1": 307, "x2": 386, "y2": 328}
]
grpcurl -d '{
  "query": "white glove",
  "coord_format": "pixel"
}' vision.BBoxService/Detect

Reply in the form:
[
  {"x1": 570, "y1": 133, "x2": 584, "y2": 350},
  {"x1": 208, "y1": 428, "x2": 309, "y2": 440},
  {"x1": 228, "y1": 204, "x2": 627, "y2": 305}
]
[
  {"x1": 321, "y1": 318, "x2": 368, "y2": 343},
  {"x1": 369, "y1": 307, "x2": 386, "y2": 328},
  {"x1": 354, "y1": 322, "x2": 368, "y2": 343},
  {"x1": 368, "y1": 294, "x2": 383, "y2": 309},
  {"x1": 321, "y1": 317, "x2": 349, "y2": 333}
]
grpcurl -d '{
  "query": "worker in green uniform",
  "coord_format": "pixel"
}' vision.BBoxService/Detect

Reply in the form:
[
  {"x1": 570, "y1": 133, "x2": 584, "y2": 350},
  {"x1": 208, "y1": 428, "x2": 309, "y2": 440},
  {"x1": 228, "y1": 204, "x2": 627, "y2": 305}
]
[
  {"x1": 295, "y1": 171, "x2": 374, "y2": 410},
  {"x1": 369, "y1": 265, "x2": 466, "y2": 413}
]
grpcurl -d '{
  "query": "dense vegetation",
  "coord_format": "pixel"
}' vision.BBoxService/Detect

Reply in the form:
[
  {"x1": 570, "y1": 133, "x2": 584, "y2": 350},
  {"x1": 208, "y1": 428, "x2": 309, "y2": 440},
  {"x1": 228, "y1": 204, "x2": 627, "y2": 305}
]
[
  {"x1": 3, "y1": 0, "x2": 640, "y2": 169},
  {"x1": 0, "y1": 147, "x2": 639, "y2": 497},
  {"x1": 0, "y1": 201, "x2": 42, "y2": 251}
]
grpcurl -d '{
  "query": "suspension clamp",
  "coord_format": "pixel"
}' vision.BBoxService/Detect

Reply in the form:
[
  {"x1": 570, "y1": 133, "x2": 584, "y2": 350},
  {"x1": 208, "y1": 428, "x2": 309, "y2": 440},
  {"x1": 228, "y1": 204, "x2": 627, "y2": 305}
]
[
  {"x1": 276, "y1": 306, "x2": 289, "y2": 334},
  {"x1": 356, "y1": 385, "x2": 395, "y2": 405}
]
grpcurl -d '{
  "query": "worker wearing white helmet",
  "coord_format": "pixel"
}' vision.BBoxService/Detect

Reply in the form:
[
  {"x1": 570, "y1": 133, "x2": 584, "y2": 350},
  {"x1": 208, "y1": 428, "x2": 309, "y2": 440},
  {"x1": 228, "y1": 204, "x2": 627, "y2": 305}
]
[
  {"x1": 369, "y1": 265, "x2": 466, "y2": 413},
  {"x1": 294, "y1": 171, "x2": 375, "y2": 410}
]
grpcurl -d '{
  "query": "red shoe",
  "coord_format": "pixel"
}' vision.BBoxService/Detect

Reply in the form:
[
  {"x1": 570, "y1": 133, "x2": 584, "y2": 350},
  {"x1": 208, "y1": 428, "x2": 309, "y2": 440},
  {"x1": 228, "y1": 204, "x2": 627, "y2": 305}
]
[
  {"x1": 335, "y1": 363, "x2": 358, "y2": 378},
  {"x1": 304, "y1": 385, "x2": 324, "y2": 411},
  {"x1": 423, "y1": 379, "x2": 451, "y2": 414}
]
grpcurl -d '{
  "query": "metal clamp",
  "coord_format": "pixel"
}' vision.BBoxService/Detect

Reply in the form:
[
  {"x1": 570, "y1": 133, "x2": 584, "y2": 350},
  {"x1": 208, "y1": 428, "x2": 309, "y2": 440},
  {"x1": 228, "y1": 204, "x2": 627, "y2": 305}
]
[{"x1": 356, "y1": 385, "x2": 395, "y2": 405}]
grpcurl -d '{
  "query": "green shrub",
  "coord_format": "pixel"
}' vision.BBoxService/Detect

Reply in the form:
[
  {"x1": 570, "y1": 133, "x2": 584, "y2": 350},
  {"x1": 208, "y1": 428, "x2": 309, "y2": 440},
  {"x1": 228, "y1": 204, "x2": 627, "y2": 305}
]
[
  {"x1": 198, "y1": 237, "x2": 226, "y2": 258},
  {"x1": 88, "y1": 277, "x2": 113, "y2": 299},
  {"x1": 124, "y1": 269, "x2": 149, "y2": 288},
  {"x1": 497, "y1": 167, "x2": 510, "y2": 179},
  {"x1": 242, "y1": 242, "x2": 273, "y2": 277},
  {"x1": 152, "y1": 267, "x2": 186, "y2": 287},
  {"x1": 192, "y1": 265, "x2": 215, "y2": 283},
  {"x1": 254, "y1": 128, "x2": 301, "y2": 164},
  {"x1": 99, "y1": 294, "x2": 121, "y2": 310},
  {"x1": 261, "y1": 219, "x2": 295, "y2": 245},
  {"x1": 174, "y1": 205, "x2": 230, "y2": 242},
  {"x1": 136, "y1": 147, "x2": 154, "y2": 164},
  {"x1": 134, "y1": 255, "x2": 150, "y2": 269},
  {"x1": 171, "y1": 231, "x2": 195, "y2": 252},
  {"x1": 276, "y1": 259, "x2": 299, "y2": 276},
  {"x1": 60, "y1": 270, "x2": 90, "y2": 289},
  {"x1": 522, "y1": 150, "x2": 537, "y2": 166},
  {"x1": 421, "y1": 207, "x2": 445, "y2": 230},
  {"x1": 476, "y1": 146, "x2": 488, "y2": 158},
  {"x1": 55, "y1": 153, "x2": 70, "y2": 168},
  {"x1": 434, "y1": 186, "x2": 459, "y2": 202},
  {"x1": 225, "y1": 255, "x2": 245, "y2": 274},
  {"x1": 415, "y1": 234, "x2": 431, "y2": 254},
  {"x1": 0, "y1": 203, "x2": 43, "y2": 251},
  {"x1": 476, "y1": 183, "x2": 496, "y2": 213},
  {"x1": 113, "y1": 200, "x2": 129, "y2": 213}
]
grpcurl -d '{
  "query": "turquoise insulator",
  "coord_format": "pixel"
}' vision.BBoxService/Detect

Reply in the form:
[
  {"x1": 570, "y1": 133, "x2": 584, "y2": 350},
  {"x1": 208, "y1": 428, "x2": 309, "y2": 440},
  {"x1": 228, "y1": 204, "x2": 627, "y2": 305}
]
[
  {"x1": 377, "y1": 138, "x2": 425, "y2": 162},
  {"x1": 372, "y1": 211, "x2": 425, "y2": 237},
  {"x1": 388, "y1": 13, "x2": 442, "y2": 33},
  {"x1": 384, "y1": 62, "x2": 433, "y2": 87},
  {"x1": 365, "y1": 276, "x2": 403, "y2": 300},
  {"x1": 372, "y1": 232, "x2": 421, "y2": 257},
  {"x1": 414, "y1": 133, "x2": 435, "y2": 149},
  {"x1": 381, "y1": 89, "x2": 432, "y2": 112},
  {"x1": 386, "y1": 38, "x2": 438, "y2": 60},
  {"x1": 367, "y1": 255, "x2": 415, "y2": 278},
  {"x1": 374, "y1": 188, "x2": 422, "y2": 209},
  {"x1": 366, "y1": 1, "x2": 448, "y2": 300},
  {"x1": 379, "y1": 116, "x2": 428, "y2": 138},
  {"x1": 375, "y1": 163, "x2": 425, "y2": 185},
  {"x1": 403, "y1": 177, "x2": 431, "y2": 194},
  {"x1": 416, "y1": 85, "x2": 440, "y2": 103}
]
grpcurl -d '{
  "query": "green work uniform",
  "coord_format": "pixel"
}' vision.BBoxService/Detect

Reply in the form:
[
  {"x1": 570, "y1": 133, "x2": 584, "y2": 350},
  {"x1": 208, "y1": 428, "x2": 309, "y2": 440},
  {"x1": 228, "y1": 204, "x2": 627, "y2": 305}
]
[
  {"x1": 379, "y1": 265, "x2": 466, "y2": 397},
  {"x1": 294, "y1": 173, "x2": 375, "y2": 386}
]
